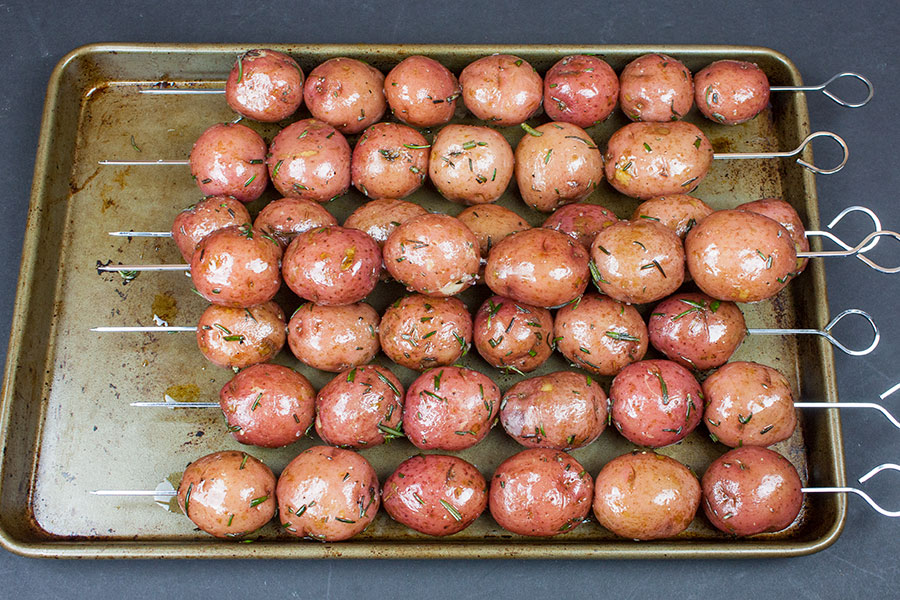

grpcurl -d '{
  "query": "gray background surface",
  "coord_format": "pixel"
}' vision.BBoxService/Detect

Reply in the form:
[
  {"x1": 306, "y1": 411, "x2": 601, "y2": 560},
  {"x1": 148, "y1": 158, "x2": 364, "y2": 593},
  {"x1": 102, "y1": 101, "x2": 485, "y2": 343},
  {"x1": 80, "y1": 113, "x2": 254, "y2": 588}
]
[{"x1": 1, "y1": 1, "x2": 897, "y2": 598}]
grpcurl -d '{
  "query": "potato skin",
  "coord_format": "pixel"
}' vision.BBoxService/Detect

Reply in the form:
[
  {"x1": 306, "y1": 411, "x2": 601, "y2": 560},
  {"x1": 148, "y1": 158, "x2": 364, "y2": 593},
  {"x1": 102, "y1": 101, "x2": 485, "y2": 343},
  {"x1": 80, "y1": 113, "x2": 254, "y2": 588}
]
[
  {"x1": 172, "y1": 196, "x2": 251, "y2": 263},
  {"x1": 489, "y1": 448, "x2": 593, "y2": 536},
  {"x1": 219, "y1": 364, "x2": 315, "y2": 448},
  {"x1": 604, "y1": 121, "x2": 713, "y2": 199},
  {"x1": 303, "y1": 57, "x2": 386, "y2": 134},
  {"x1": 190, "y1": 225, "x2": 283, "y2": 308},
  {"x1": 543, "y1": 55, "x2": 618, "y2": 128},
  {"x1": 403, "y1": 366, "x2": 500, "y2": 451},
  {"x1": 384, "y1": 55, "x2": 460, "y2": 128},
  {"x1": 287, "y1": 302, "x2": 380, "y2": 372},
  {"x1": 703, "y1": 361, "x2": 797, "y2": 448},
  {"x1": 500, "y1": 371, "x2": 608, "y2": 450},
  {"x1": 631, "y1": 194, "x2": 713, "y2": 239},
  {"x1": 592, "y1": 451, "x2": 700, "y2": 540},
  {"x1": 282, "y1": 226, "x2": 381, "y2": 306},
  {"x1": 609, "y1": 359, "x2": 703, "y2": 447},
  {"x1": 277, "y1": 446, "x2": 380, "y2": 541},
  {"x1": 196, "y1": 302, "x2": 286, "y2": 370},
  {"x1": 485, "y1": 228, "x2": 589, "y2": 308},
  {"x1": 429, "y1": 124, "x2": 515, "y2": 205},
  {"x1": 738, "y1": 197, "x2": 809, "y2": 274},
  {"x1": 266, "y1": 119, "x2": 351, "y2": 203},
  {"x1": 382, "y1": 454, "x2": 487, "y2": 536},
  {"x1": 379, "y1": 294, "x2": 472, "y2": 371},
  {"x1": 457, "y1": 204, "x2": 530, "y2": 260},
  {"x1": 695, "y1": 60, "x2": 770, "y2": 125},
  {"x1": 702, "y1": 446, "x2": 803, "y2": 536},
  {"x1": 459, "y1": 54, "x2": 543, "y2": 126},
  {"x1": 473, "y1": 296, "x2": 553, "y2": 372},
  {"x1": 542, "y1": 202, "x2": 618, "y2": 249},
  {"x1": 225, "y1": 49, "x2": 304, "y2": 122},
  {"x1": 177, "y1": 451, "x2": 276, "y2": 539},
  {"x1": 553, "y1": 294, "x2": 648, "y2": 376},
  {"x1": 619, "y1": 53, "x2": 694, "y2": 122},
  {"x1": 686, "y1": 209, "x2": 796, "y2": 303},
  {"x1": 351, "y1": 122, "x2": 430, "y2": 200},
  {"x1": 315, "y1": 364, "x2": 404, "y2": 449},
  {"x1": 253, "y1": 197, "x2": 338, "y2": 248},
  {"x1": 189, "y1": 123, "x2": 268, "y2": 202},
  {"x1": 649, "y1": 292, "x2": 747, "y2": 370},
  {"x1": 343, "y1": 199, "x2": 428, "y2": 248},
  {"x1": 515, "y1": 121, "x2": 603, "y2": 213},
  {"x1": 591, "y1": 219, "x2": 685, "y2": 305},
  {"x1": 383, "y1": 213, "x2": 480, "y2": 297}
]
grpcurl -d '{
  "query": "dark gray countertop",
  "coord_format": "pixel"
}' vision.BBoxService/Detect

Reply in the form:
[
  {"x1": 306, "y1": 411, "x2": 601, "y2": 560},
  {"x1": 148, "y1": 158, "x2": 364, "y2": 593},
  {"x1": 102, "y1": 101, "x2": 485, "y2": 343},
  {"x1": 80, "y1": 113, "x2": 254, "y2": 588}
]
[{"x1": 1, "y1": 1, "x2": 897, "y2": 597}]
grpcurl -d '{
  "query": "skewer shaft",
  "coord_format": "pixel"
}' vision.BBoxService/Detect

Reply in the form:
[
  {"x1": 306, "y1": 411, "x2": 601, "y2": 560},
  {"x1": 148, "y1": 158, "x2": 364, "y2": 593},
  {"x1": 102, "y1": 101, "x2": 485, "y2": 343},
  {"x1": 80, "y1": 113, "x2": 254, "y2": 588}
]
[
  {"x1": 794, "y1": 402, "x2": 900, "y2": 429},
  {"x1": 130, "y1": 402, "x2": 219, "y2": 408},
  {"x1": 98, "y1": 264, "x2": 189, "y2": 272},
  {"x1": 140, "y1": 89, "x2": 225, "y2": 95},
  {"x1": 91, "y1": 326, "x2": 196, "y2": 332},
  {"x1": 92, "y1": 490, "x2": 177, "y2": 497},
  {"x1": 109, "y1": 231, "x2": 173, "y2": 237},
  {"x1": 98, "y1": 159, "x2": 189, "y2": 165}
]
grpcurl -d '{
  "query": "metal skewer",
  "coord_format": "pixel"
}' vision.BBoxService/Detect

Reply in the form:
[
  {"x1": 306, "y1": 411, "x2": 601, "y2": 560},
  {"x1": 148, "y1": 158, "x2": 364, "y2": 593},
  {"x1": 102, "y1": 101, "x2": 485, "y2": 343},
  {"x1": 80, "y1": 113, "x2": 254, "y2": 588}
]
[
  {"x1": 747, "y1": 308, "x2": 879, "y2": 356},
  {"x1": 91, "y1": 326, "x2": 196, "y2": 333},
  {"x1": 92, "y1": 489, "x2": 177, "y2": 497},
  {"x1": 770, "y1": 72, "x2": 874, "y2": 108},
  {"x1": 802, "y1": 463, "x2": 900, "y2": 517},
  {"x1": 97, "y1": 264, "x2": 189, "y2": 272},
  {"x1": 713, "y1": 131, "x2": 849, "y2": 175}
]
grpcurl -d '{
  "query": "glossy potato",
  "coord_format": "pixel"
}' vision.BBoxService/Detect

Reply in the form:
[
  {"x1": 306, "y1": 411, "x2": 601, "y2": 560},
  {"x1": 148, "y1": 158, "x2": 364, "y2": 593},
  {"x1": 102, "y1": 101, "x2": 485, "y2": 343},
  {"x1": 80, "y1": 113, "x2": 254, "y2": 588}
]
[
  {"x1": 384, "y1": 55, "x2": 461, "y2": 128},
  {"x1": 219, "y1": 364, "x2": 315, "y2": 448},
  {"x1": 619, "y1": 53, "x2": 694, "y2": 122},
  {"x1": 225, "y1": 49, "x2": 304, "y2": 122},
  {"x1": 287, "y1": 302, "x2": 380, "y2": 372},
  {"x1": 303, "y1": 57, "x2": 386, "y2": 134},
  {"x1": 604, "y1": 121, "x2": 714, "y2": 199},
  {"x1": 473, "y1": 296, "x2": 553, "y2": 372},
  {"x1": 253, "y1": 197, "x2": 338, "y2": 248},
  {"x1": 457, "y1": 204, "x2": 530, "y2": 260},
  {"x1": 500, "y1": 371, "x2": 608, "y2": 450},
  {"x1": 177, "y1": 451, "x2": 276, "y2": 539},
  {"x1": 702, "y1": 446, "x2": 803, "y2": 536},
  {"x1": 379, "y1": 294, "x2": 472, "y2": 371},
  {"x1": 592, "y1": 451, "x2": 700, "y2": 540},
  {"x1": 459, "y1": 54, "x2": 543, "y2": 126},
  {"x1": 489, "y1": 448, "x2": 593, "y2": 536},
  {"x1": 171, "y1": 196, "x2": 251, "y2": 262},
  {"x1": 685, "y1": 210, "x2": 796, "y2": 303},
  {"x1": 189, "y1": 123, "x2": 268, "y2": 202},
  {"x1": 196, "y1": 302, "x2": 286, "y2": 370},
  {"x1": 543, "y1": 55, "x2": 618, "y2": 127},
  {"x1": 631, "y1": 194, "x2": 714, "y2": 239},
  {"x1": 542, "y1": 202, "x2": 618, "y2": 249},
  {"x1": 351, "y1": 122, "x2": 430, "y2": 200},
  {"x1": 738, "y1": 197, "x2": 809, "y2": 274},
  {"x1": 553, "y1": 294, "x2": 648, "y2": 376},
  {"x1": 266, "y1": 119, "x2": 351, "y2": 203},
  {"x1": 515, "y1": 121, "x2": 603, "y2": 213},
  {"x1": 429, "y1": 124, "x2": 515, "y2": 205},
  {"x1": 343, "y1": 199, "x2": 429, "y2": 248},
  {"x1": 382, "y1": 454, "x2": 487, "y2": 536},
  {"x1": 695, "y1": 60, "x2": 770, "y2": 125}
]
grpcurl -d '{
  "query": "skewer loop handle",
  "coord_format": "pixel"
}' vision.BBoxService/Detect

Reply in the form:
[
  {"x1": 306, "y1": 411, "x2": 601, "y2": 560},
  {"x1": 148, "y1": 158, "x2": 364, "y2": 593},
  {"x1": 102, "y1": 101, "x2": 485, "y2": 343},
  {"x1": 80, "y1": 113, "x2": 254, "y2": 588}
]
[
  {"x1": 803, "y1": 464, "x2": 900, "y2": 518},
  {"x1": 771, "y1": 72, "x2": 874, "y2": 108}
]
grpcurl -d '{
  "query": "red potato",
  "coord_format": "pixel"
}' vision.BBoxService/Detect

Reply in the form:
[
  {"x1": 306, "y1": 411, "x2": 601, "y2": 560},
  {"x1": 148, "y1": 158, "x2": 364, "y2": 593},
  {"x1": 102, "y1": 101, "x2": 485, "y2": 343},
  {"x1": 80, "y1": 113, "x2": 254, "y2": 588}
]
[
  {"x1": 303, "y1": 57, "x2": 387, "y2": 134},
  {"x1": 591, "y1": 219, "x2": 685, "y2": 305},
  {"x1": 702, "y1": 446, "x2": 803, "y2": 536},
  {"x1": 382, "y1": 454, "x2": 487, "y2": 536},
  {"x1": 190, "y1": 225, "x2": 283, "y2": 308},
  {"x1": 177, "y1": 451, "x2": 276, "y2": 539},
  {"x1": 604, "y1": 121, "x2": 714, "y2": 199},
  {"x1": 500, "y1": 371, "x2": 608, "y2": 450},
  {"x1": 277, "y1": 446, "x2": 380, "y2": 541},
  {"x1": 429, "y1": 124, "x2": 515, "y2": 205},
  {"x1": 189, "y1": 123, "x2": 268, "y2": 203},
  {"x1": 553, "y1": 294, "x2": 648, "y2": 376},
  {"x1": 631, "y1": 194, "x2": 714, "y2": 239},
  {"x1": 253, "y1": 197, "x2": 338, "y2": 248},
  {"x1": 485, "y1": 228, "x2": 589, "y2": 308},
  {"x1": 459, "y1": 54, "x2": 543, "y2": 126},
  {"x1": 473, "y1": 296, "x2": 553, "y2": 373},
  {"x1": 542, "y1": 202, "x2": 618, "y2": 250},
  {"x1": 171, "y1": 196, "x2": 251, "y2": 263},
  {"x1": 489, "y1": 448, "x2": 593, "y2": 537},
  {"x1": 343, "y1": 199, "x2": 428, "y2": 248},
  {"x1": 609, "y1": 359, "x2": 704, "y2": 447},
  {"x1": 225, "y1": 49, "x2": 304, "y2": 122},
  {"x1": 686, "y1": 209, "x2": 796, "y2": 303},
  {"x1": 379, "y1": 294, "x2": 472, "y2": 371},
  {"x1": 351, "y1": 122, "x2": 429, "y2": 200},
  {"x1": 619, "y1": 53, "x2": 694, "y2": 122},
  {"x1": 592, "y1": 451, "x2": 700, "y2": 540},
  {"x1": 402, "y1": 366, "x2": 500, "y2": 451},
  {"x1": 515, "y1": 121, "x2": 603, "y2": 213},
  {"x1": 649, "y1": 293, "x2": 747, "y2": 371},
  {"x1": 267, "y1": 119, "x2": 351, "y2": 203},
  {"x1": 695, "y1": 60, "x2": 771, "y2": 125},
  {"x1": 384, "y1": 55, "x2": 461, "y2": 128},
  {"x1": 703, "y1": 361, "x2": 797, "y2": 448},
  {"x1": 383, "y1": 213, "x2": 480, "y2": 297},
  {"x1": 738, "y1": 197, "x2": 809, "y2": 274},
  {"x1": 457, "y1": 204, "x2": 530, "y2": 260},
  {"x1": 196, "y1": 302, "x2": 286, "y2": 370},
  {"x1": 543, "y1": 54, "x2": 619, "y2": 128},
  {"x1": 315, "y1": 364, "x2": 404, "y2": 449},
  {"x1": 282, "y1": 226, "x2": 381, "y2": 306},
  {"x1": 287, "y1": 302, "x2": 380, "y2": 372},
  {"x1": 219, "y1": 364, "x2": 315, "y2": 448}
]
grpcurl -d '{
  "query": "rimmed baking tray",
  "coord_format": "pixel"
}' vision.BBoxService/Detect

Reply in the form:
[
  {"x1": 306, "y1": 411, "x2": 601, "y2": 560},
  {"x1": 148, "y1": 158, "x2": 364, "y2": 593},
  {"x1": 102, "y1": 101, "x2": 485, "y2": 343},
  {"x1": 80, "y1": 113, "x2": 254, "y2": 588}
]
[{"x1": 0, "y1": 44, "x2": 844, "y2": 559}]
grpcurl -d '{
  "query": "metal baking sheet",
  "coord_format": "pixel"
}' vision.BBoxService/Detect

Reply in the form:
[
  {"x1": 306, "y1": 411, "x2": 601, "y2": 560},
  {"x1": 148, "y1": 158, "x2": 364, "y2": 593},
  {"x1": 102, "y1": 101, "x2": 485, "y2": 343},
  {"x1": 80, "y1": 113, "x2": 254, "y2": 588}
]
[{"x1": 0, "y1": 44, "x2": 844, "y2": 559}]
